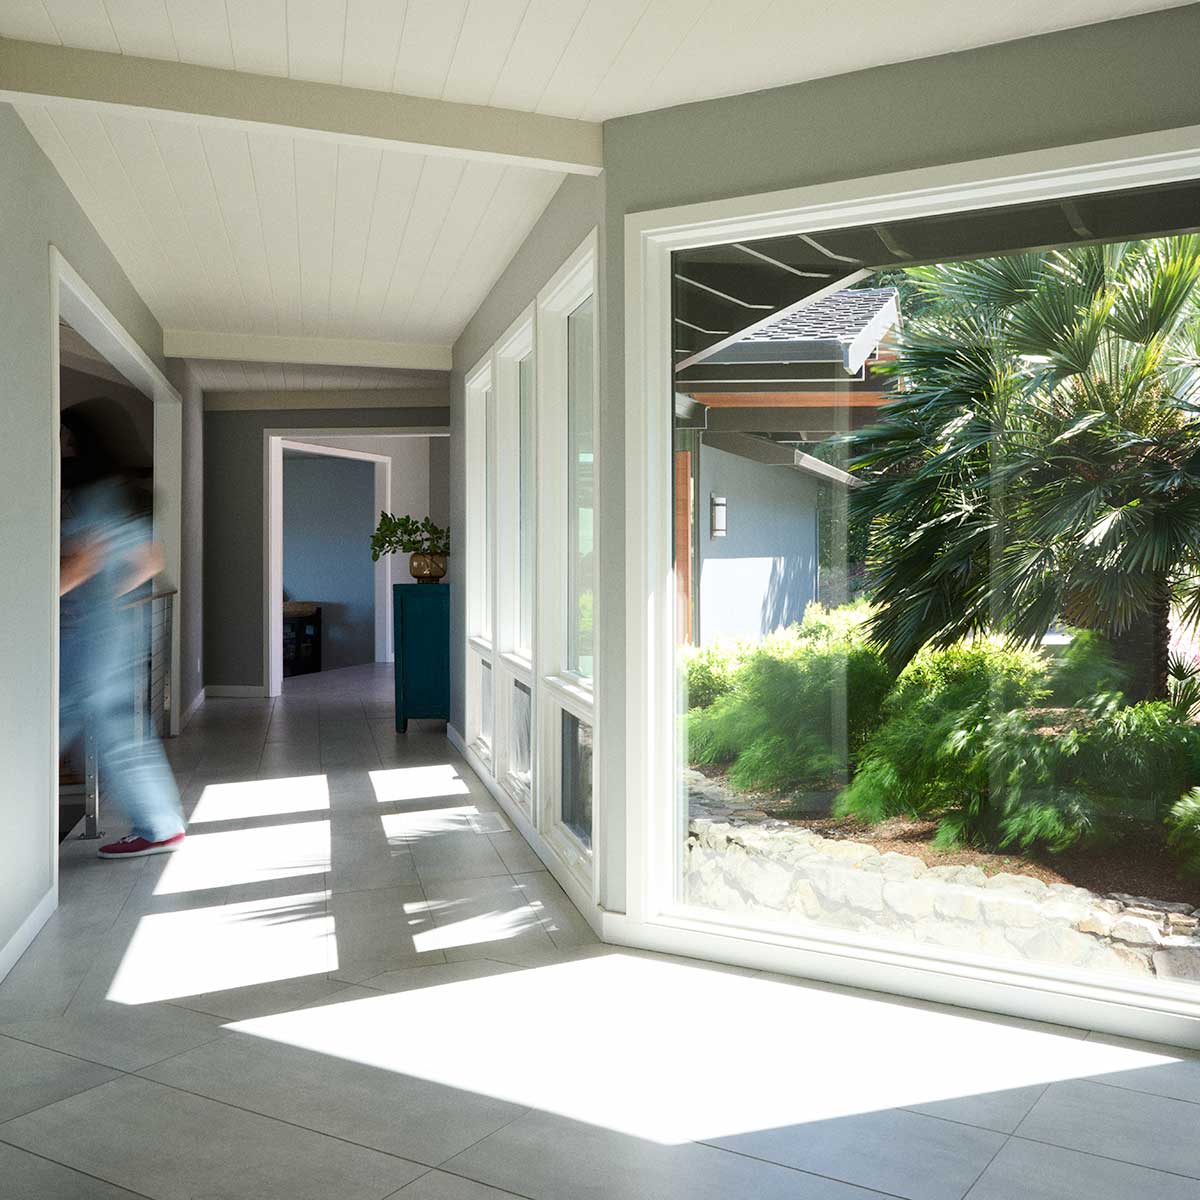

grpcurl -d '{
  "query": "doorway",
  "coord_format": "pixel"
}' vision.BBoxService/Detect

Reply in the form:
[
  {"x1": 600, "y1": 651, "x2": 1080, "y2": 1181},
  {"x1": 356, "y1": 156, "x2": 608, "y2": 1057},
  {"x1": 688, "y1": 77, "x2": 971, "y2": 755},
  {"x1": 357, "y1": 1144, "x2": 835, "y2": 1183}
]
[{"x1": 264, "y1": 429, "x2": 449, "y2": 698}]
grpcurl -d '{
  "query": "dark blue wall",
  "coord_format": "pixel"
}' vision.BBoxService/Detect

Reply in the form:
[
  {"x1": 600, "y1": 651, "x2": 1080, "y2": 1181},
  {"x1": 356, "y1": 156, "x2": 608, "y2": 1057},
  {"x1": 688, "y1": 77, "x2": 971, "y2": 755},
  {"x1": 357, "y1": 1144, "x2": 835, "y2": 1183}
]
[{"x1": 283, "y1": 455, "x2": 376, "y2": 672}]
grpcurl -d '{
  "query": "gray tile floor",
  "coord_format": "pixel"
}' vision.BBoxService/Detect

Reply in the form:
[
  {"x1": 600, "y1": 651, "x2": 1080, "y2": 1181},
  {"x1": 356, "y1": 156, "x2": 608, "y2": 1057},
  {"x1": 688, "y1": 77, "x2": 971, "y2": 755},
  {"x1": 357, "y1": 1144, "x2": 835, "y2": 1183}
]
[{"x1": 2, "y1": 664, "x2": 1199, "y2": 1199}]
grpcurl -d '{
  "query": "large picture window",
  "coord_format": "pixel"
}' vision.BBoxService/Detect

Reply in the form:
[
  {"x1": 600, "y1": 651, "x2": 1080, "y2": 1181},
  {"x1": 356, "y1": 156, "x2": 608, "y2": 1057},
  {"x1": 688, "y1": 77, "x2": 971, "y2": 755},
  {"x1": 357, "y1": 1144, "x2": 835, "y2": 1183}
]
[{"x1": 663, "y1": 181, "x2": 1200, "y2": 1002}]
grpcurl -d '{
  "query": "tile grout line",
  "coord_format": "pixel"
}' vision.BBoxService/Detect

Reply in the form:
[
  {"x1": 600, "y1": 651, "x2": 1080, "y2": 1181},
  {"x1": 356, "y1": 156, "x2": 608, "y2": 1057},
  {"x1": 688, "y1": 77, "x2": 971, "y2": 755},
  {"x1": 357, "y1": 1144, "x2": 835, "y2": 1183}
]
[{"x1": 0, "y1": 1129, "x2": 162, "y2": 1200}]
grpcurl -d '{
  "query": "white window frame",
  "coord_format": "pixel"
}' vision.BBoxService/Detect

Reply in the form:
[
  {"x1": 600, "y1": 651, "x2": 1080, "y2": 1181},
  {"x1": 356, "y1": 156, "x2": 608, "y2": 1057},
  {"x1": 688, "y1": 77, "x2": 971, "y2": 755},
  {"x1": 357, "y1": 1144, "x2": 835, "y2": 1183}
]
[
  {"x1": 457, "y1": 243, "x2": 602, "y2": 922},
  {"x1": 536, "y1": 232, "x2": 599, "y2": 891},
  {"x1": 495, "y1": 309, "x2": 536, "y2": 814},
  {"x1": 464, "y1": 358, "x2": 494, "y2": 764},
  {"x1": 619, "y1": 128, "x2": 1200, "y2": 1047}
]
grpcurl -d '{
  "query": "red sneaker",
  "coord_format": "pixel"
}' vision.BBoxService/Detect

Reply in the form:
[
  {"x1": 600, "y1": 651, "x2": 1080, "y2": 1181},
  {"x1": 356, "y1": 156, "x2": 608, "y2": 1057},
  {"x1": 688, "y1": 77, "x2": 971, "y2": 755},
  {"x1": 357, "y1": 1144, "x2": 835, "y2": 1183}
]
[{"x1": 98, "y1": 833, "x2": 185, "y2": 859}]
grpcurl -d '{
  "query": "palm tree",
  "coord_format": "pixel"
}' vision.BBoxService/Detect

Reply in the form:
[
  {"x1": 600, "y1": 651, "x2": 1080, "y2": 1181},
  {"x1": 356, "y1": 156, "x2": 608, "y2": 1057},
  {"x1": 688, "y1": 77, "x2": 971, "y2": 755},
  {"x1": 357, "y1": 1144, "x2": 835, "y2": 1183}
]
[{"x1": 851, "y1": 237, "x2": 1200, "y2": 698}]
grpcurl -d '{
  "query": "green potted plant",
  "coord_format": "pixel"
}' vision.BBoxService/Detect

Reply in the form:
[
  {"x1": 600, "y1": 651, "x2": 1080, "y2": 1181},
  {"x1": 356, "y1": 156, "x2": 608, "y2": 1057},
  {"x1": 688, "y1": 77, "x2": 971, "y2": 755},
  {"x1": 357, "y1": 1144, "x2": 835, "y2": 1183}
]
[{"x1": 371, "y1": 513, "x2": 451, "y2": 583}]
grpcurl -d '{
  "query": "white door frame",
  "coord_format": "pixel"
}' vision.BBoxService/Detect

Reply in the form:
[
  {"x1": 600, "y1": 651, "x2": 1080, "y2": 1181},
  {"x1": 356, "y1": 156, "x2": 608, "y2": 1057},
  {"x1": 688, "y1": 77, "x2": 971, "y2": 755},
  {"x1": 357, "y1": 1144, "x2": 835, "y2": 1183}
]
[
  {"x1": 48, "y1": 246, "x2": 182, "y2": 878},
  {"x1": 618, "y1": 124, "x2": 1200, "y2": 1047},
  {"x1": 263, "y1": 428, "x2": 447, "y2": 698}
]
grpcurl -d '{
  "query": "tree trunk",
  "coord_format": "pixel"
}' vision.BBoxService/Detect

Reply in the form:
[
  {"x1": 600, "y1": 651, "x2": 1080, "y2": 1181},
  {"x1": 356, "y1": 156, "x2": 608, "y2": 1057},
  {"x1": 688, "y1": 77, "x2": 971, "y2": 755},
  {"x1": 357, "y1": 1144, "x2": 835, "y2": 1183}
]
[{"x1": 1105, "y1": 577, "x2": 1171, "y2": 701}]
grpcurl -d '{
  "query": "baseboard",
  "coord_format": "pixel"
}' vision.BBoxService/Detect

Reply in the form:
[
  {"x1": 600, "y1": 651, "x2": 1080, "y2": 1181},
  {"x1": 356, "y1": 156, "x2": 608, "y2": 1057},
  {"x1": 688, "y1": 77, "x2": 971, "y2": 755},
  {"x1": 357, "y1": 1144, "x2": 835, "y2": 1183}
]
[
  {"x1": 0, "y1": 886, "x2": 57, "y2": 985},
  {"x1": 204, "y1": 684, "x2": 268, "y2": 698},
  {"x1": 446, "y1": 723, "x2": 466, "y2": 753},
  {"x1": 180, "y1": 687, "x2": 206, "y2": 729}
]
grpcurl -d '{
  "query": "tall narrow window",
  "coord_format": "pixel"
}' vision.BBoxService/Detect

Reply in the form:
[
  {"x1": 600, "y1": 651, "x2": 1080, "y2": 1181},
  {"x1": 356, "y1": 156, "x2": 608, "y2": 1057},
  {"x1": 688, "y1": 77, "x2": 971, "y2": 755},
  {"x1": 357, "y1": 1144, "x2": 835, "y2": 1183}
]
[
  {"x1": 566, "y1": 296, "x2": 595, "y2": 679},
  {"x1": 518, "y1": 354, "x2": 535, "y2": 658},
  {"x1": 482, "y1": 388, "x2": 494, "y2": 642}
]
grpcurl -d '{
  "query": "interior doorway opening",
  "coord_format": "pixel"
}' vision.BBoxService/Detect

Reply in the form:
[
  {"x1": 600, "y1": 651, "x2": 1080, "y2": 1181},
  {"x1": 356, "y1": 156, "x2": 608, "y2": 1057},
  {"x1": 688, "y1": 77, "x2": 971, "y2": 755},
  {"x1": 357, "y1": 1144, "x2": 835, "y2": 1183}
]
[{"x1": 264, "y1": 429, "x2": 450, "y2": 698}]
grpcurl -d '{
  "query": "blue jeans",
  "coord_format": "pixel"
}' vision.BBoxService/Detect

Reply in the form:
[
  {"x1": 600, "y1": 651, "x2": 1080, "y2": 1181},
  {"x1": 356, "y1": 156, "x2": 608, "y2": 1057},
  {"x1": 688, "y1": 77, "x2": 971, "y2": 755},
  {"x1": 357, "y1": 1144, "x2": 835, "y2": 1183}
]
[{"x1": 60, "y1": 602, "x2": 182, "y2": 843}]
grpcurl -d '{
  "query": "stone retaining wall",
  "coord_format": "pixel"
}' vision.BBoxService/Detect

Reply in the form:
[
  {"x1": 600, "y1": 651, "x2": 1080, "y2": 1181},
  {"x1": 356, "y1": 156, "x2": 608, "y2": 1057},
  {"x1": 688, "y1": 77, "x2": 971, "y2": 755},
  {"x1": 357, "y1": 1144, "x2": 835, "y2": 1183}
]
[{"x1": 685, "y1": 775, "x2": 1200, "y2": 981}]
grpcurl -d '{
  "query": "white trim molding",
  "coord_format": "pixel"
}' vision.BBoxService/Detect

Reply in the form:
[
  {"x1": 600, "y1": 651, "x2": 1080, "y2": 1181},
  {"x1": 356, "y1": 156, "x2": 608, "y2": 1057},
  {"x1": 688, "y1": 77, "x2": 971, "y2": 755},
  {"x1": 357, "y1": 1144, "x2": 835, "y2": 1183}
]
[{"x1": 622, "y1": 125, "x2": 1200, "y2": 1047}]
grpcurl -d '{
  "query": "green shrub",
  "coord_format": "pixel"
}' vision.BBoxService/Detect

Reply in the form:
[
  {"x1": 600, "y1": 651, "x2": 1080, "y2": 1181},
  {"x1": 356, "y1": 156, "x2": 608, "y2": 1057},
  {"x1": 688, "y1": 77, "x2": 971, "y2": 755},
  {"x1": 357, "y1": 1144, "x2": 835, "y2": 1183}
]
[
  {"x1": 687, "y1": 604, "x2": 894, "y2": 793},
  {"x1": 1166, "y1": 788, "x2": 1200, "y2": 876},
  {"x1": 835, "y1": 640, "x2": 1057, "y2": 847},
  {"x1": 680, "y1": 642, "x2": 743, "y2": 710},
  {"x1": 1046, "y1": 629, "x2": 1128, "y2": 704},
  {"x1": 1064, "y1": 697, "x2": 1200, "y2": 823},
  {"x1": 838, "y1": 635, "x2": 1200, "y2": 851}
]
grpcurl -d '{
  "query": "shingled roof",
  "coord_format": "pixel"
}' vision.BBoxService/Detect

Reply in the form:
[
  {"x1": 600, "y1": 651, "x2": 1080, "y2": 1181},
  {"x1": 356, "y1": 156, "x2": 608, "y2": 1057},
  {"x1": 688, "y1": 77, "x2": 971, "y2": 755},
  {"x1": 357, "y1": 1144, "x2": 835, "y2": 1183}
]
[{"x1": 703, "y1": 286, "x2": 899, "y2": 373}]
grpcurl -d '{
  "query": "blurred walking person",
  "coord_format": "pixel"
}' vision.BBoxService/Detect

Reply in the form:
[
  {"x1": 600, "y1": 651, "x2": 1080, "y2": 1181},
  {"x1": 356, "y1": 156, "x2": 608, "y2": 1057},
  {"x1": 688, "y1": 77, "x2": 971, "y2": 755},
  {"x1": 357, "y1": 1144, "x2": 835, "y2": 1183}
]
[{"x1": 59, "y1": 398, "x2": 184, "y2": 858}]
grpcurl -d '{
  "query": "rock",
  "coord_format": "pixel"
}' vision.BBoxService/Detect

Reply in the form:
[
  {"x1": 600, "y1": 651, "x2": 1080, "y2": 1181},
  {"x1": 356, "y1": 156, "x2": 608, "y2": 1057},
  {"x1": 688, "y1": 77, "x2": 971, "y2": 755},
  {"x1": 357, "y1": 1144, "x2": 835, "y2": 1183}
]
[
  {"x1": 1076, "y1": 908, "x2": 1116, "y2": 938},
  {"x1": 731, "y1": 809, "x2": 769, "y2": 823},
  {"x1": 1154, "y1": 946, "x2": 1200, "y2": 980},
  {"x1": 986, "y1": 872, "x2": 1049, "y2": 897},
  {"x1": 1166, "y1": 912, "x2": 1200, "y2": 933},
  {"x1": 1111, "y1": 914, "x2": 1166, "y2": 946},
  {"x1": 1109, "y1": 894, "x2": 1195, "y2": 915},
  {"x1": 925, "y1": 865, "x2": 986, "y2": 886},
  {"x1": 818, "y1": 840, "x2": 879, "y2": 866},
  {"x1": 1015, "y1": 925, "x2": 1099, "y2": 968},
  {"x1": 933, "y1": 887, "x2": 983, "y2": 922}
]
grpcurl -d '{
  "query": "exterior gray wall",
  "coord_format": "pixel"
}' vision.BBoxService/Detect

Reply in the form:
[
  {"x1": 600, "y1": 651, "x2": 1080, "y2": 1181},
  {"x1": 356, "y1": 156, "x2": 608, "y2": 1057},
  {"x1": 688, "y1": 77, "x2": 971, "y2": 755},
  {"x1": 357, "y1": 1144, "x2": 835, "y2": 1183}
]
[
  {"x1": 449, "y1": 173, "x2": 605, "y2": 735},
  {"x1": 696, "y1": 447, "x2": 820, "y2": 645},
  {"x1": 0, "y1": 101, "x2": 162, "y2": 975},
  {"x1": 203, "y1": 405, "x2": 448, "y2": 689},
  {"x1": 166, "y1": 358, "x2": 204, "y2": 718},
  {"x1": 283, "y1": 456, "x2": 376, "y2": 671}
]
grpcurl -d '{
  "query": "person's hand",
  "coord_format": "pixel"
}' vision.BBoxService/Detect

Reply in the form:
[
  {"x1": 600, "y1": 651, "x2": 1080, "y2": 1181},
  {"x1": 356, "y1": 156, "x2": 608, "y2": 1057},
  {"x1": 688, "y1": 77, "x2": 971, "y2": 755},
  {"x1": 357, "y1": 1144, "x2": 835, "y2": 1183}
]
[{"x1": 60, "y1": 539, "x2": 100, "y2": 595}]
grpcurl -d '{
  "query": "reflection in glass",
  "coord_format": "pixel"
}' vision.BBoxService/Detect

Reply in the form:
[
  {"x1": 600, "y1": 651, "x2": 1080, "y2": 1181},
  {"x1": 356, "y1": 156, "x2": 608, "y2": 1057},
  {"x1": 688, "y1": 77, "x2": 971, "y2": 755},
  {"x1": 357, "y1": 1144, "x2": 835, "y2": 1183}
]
[
  {"x1": 510, "y1": 679, "x2": 532, "y2": 797},
  {"x1": 561, "y1": 710, "x2": 593, "y2": 849},
  {"x1": 567, "y1": 296, "x2": 595, "y2": 678},
  {"x1": 480, "y1": 658, "x2": 493, "y2": 752}
]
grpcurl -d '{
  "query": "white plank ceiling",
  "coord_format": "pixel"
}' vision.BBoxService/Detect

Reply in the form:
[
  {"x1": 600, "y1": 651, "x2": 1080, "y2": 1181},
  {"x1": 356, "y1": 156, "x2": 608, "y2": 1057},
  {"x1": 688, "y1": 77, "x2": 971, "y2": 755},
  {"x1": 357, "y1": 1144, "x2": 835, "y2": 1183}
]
[
  {"x1": 2, "y1": 1, "x2": 1187, "y2": 361},
  {"x1": 0, "y1": 0, "x2": 1187, "y2": 122},
  {"x1": 16, "y1": 101, "x2": 564, "y2": 343}
]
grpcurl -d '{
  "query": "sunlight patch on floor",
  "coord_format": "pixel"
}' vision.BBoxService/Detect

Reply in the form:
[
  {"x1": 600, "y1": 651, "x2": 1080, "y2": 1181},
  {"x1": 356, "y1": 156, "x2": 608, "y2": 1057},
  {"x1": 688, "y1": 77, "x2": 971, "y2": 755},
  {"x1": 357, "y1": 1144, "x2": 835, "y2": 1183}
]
[
  {"x1": 154, "y1": 820, "x2": 332, "y2": 895},
  {"x1": 379, "y1": 805, "x2": 483, "y2": 844},
  {"x1": 189, "y1": 775, "x2": 330, "y2": 824},
  {"x1": 413, "y1": 907, "x2": 542, "y2": 952},
  {"x1": 227, "y1": 953, "x2": 1188, "y2": 1145},
  {"x1": 370, "y1": 765, "x2": 470, "y2": 803},
  {"x1": 106, "y1": 890, "x2": 334, "y2": 1004}
]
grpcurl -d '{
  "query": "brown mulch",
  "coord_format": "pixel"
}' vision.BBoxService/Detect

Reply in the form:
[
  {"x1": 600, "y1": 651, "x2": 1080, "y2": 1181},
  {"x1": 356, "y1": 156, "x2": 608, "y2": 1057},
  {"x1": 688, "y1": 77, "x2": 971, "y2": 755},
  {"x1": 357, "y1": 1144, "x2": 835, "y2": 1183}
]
[{"x1": 695, "y1": 758, "x2": 1200, "y2": 906}]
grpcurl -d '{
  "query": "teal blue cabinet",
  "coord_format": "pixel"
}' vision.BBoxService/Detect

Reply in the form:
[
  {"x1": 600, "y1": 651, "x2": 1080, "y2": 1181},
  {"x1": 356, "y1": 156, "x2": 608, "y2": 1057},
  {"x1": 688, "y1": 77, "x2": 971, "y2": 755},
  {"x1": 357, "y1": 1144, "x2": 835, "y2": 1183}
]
[{"x1": 393, "y1": 583, "x2": 450, "y2": 732}]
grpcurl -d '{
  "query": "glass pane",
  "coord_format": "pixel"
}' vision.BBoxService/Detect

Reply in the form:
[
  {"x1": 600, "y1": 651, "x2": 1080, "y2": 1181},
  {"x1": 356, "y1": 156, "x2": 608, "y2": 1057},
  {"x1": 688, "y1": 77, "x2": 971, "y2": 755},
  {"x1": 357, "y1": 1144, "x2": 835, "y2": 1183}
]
[
  {"x1": 674, "y1": 229, "x2": 1200, "y2": 991},
  {"x1": 482, "y1": 388, "x2": 493, "y2": 640},
  {"x1": 510, "y1": 679, "x2": 532, "y2": 794},
  {"x1": 567, "y1": 296, "x2": 595, "y2": 678},
  {"x1": 480, "y1": 658, "x2": 493, "y2": 750},
  {"x1": 561, "y1": 710, "x2": 593, "y2": 848},
  {"x1": 518, "y1": 355, "x2": 534, "y2": 657}
]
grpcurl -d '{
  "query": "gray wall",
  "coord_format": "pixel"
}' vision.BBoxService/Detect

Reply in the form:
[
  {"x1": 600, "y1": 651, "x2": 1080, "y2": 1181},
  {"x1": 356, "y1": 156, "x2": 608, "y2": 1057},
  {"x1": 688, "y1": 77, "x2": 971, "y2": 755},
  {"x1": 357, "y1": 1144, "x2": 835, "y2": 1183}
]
[
  {"x1": 0, "y1": 101, "x2": 162, "y2": 975},
  {"x1": 204, "y1": 406, "x2": 448, "y2": 689},
  {"x1": 284, "y1": 455, "x2": 376, "y2": 671},
  {"x1": 166, "y1": 358, "x2": 204, "y2": 718},
  {"x1": 429, "y1": 436, "x2": 450, "y2": 529},
  {"x1": 449, "y1": 172, "x2": 605, "y2": 736},
  {"x1": 697, "y1": 447, "x2": 820, "y2": 644}
]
